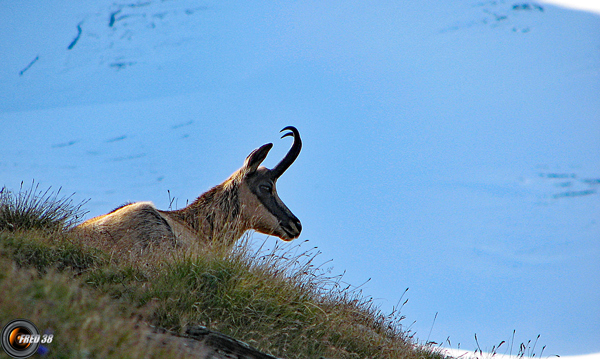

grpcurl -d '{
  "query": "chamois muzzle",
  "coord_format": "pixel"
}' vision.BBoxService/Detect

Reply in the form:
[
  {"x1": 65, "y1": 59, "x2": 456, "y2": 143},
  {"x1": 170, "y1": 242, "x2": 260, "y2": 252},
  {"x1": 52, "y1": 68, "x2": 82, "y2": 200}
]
[{"x1": 281, "y1": 215, "x2": 302, "y2": 240}]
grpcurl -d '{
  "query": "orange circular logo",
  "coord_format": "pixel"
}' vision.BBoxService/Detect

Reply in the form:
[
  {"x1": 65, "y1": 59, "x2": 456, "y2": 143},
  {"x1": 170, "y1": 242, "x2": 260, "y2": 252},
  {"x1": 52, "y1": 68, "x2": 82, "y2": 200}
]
[{"x1": 1, "y1": 319, "x2": 40, "y2": 358}]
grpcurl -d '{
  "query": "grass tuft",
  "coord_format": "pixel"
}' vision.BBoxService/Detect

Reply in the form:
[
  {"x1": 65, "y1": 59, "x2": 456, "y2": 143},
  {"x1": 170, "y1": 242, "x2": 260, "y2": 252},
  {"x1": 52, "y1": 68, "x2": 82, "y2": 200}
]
[{"x1": 0, "y1": 181, "x2": 89, "y2": 232}]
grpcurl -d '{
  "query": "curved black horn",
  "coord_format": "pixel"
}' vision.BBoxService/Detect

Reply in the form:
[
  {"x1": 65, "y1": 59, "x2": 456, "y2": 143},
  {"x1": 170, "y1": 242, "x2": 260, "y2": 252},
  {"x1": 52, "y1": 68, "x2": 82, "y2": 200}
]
[{"x1": 271, "y1": 126, "x2": 302, "y2": 179}]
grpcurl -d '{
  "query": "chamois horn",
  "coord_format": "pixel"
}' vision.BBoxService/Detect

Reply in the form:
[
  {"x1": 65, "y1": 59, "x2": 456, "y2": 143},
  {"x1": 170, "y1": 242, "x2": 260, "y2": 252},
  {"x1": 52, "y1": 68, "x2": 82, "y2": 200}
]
[{"x1": 271, "y1": 126, "x2": 302, "y2": 179}]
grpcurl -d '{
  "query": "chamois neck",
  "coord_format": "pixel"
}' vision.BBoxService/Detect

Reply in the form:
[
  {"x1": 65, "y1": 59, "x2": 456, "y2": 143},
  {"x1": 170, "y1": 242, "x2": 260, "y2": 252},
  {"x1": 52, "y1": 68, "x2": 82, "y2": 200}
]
[{"x1": 170, "y1": 179, "x2": 244, "y2": 244}]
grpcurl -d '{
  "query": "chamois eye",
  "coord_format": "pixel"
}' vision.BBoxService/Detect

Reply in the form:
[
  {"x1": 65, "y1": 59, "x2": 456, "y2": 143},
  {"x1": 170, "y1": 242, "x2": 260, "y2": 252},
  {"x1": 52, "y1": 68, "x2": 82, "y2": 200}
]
[{"x1": 260, "y1": 184, "x2": 272, "y2": 192}]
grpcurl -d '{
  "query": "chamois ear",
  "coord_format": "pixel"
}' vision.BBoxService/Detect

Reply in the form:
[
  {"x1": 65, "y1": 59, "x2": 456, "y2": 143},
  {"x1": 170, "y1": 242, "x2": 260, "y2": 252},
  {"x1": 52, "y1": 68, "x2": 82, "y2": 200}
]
[{"x1": 243, "y1": 143, "x2": 273, "y2": 173}]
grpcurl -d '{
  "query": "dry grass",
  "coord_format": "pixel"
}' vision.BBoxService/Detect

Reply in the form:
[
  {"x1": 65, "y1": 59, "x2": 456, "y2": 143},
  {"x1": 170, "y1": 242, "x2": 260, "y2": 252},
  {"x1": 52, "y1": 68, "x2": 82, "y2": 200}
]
[{"x1": 132, "y1": 238, "x2": 428, "y2": 358}]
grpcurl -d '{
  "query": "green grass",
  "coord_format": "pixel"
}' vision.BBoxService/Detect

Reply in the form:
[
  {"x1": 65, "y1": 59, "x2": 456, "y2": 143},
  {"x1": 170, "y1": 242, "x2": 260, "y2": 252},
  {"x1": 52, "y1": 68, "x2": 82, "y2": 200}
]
[{"x1": 0, "y1": 183, "x2": 447, "y2": 359}]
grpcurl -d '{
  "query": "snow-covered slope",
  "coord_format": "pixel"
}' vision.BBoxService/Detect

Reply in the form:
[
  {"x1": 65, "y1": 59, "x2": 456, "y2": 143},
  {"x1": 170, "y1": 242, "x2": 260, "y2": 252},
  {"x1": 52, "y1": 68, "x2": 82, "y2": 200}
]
[{"x1": 1, "y1": 0, "x2": 599, "y2": 355}]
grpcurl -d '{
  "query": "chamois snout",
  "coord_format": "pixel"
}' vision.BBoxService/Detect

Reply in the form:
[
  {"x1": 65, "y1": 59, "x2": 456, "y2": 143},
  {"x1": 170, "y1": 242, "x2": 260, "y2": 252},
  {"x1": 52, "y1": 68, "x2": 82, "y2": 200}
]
[{"x1": 280, "y1": 215, "x2": 302, "y2": 240}]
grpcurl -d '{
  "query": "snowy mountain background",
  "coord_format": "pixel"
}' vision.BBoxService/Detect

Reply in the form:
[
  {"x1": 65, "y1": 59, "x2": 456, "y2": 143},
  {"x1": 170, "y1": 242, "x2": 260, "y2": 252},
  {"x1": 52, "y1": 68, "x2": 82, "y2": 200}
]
[{"x1": 1, "y1": 0, "x2": 599, "y2": 356}]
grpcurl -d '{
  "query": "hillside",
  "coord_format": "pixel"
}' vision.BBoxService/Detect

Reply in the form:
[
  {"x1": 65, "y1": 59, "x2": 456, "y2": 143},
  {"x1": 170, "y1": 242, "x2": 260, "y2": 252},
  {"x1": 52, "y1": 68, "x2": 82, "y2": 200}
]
[{"x1": 0, "y1": 183, "x2": 444, "y2": 358}]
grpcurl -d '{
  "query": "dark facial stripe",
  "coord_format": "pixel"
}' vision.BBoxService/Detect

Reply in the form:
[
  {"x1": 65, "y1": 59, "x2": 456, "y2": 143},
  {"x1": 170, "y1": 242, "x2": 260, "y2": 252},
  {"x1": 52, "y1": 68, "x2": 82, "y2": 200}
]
[{"x1": 248, "y1": 181, "x2": 297, "y2": 227}]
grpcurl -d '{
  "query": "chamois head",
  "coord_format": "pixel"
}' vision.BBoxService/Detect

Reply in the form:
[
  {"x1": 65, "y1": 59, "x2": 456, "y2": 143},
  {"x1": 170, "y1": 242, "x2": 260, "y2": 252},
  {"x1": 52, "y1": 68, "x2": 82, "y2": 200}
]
[{"x1": 237, "y1": 126, "x2": 302, "y2": 241}]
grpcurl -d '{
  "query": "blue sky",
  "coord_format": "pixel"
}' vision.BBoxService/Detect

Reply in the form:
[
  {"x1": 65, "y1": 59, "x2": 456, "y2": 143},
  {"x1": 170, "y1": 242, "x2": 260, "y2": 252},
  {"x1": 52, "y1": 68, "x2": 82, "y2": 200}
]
[{"x1": 1, "y1": 0, "x2": 599, "y2": 356}]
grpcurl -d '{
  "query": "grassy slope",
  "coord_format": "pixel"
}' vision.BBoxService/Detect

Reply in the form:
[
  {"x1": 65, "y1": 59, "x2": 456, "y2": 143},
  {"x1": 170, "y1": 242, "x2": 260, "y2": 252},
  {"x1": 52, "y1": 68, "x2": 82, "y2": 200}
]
[{"x1": 0, "y1": 184, "x2": 444, "y2": 359}]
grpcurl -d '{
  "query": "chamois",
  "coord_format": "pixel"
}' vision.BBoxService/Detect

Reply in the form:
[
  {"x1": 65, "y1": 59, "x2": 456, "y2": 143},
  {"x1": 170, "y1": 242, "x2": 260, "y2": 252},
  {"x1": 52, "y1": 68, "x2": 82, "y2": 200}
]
[{"x1": 75, "y1": 126, "x2": 302, "y2": 256}]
